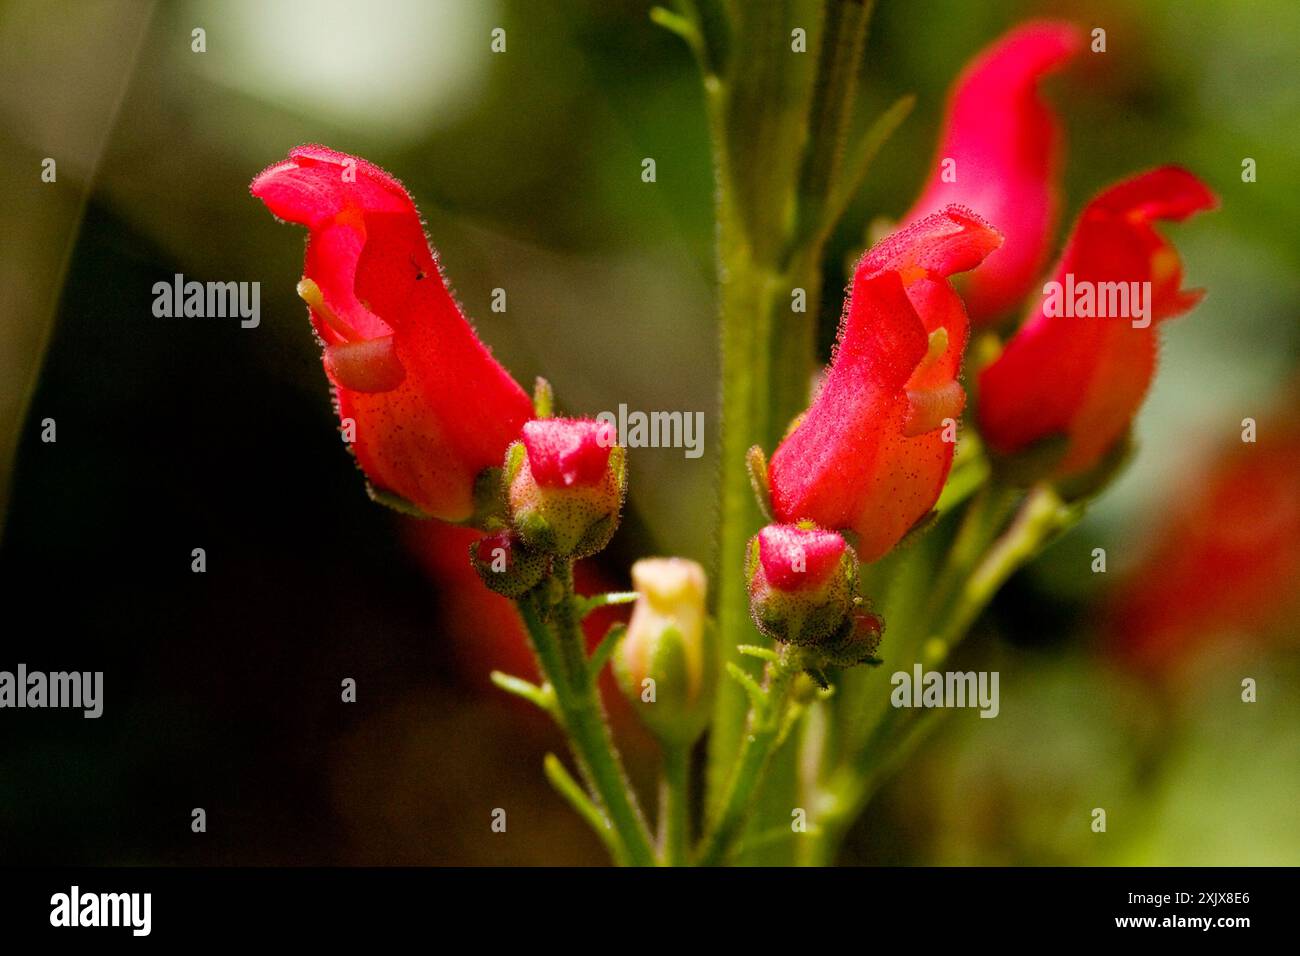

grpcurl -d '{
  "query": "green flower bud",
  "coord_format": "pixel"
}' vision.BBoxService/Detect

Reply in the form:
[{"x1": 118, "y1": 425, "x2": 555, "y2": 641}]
[
  {"x1": 469, "y1": 529, "x2": 547, "y2": 598},
  {"x1": 613, "y1": 558, "x2": 716, "y2": 747}
]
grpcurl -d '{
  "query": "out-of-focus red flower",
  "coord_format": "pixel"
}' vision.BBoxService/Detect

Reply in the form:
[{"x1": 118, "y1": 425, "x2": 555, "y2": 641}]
[
  {"x1": 978, "y1": 166, "x2": 1217, "y2": 477},
  {"x1": 405, "y1": 521, "x2": 630, "y2": 688},
  {"x1": 251, "y1": 145, "x2": 532, "y2": 522},
  {"x1": 1106, "y1": 411, "x2": 1300, "y2": 674},
  {"x1": 404, "y1": 522, "x2": 640, "y2": 740},
  {"x1": 903, "y1": 21, "x2": 1081, "y2": 325},
  {"x1": 768, "y1": 207, "x2": 1002, "y2": 562}
]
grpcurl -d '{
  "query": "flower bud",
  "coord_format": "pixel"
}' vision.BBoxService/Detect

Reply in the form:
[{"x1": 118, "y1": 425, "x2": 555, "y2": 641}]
[
  {"x1": 468, "y1": 530, "x2": 547, "y2": 598},
  {"x1": 506, "y1": 418, "x2": 626, "y2": 558},
  {"x1": 747, "y1": 524, "x2": 858, "y2": 646},
  {"x1": 613, "y1": 558, "x2": 716, "y2": 747},
  {"x1": 822, "y1": 609, "x2": 885, "y2": 668}
]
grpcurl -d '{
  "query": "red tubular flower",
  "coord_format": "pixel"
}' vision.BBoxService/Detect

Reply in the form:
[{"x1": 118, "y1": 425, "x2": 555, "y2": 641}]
[
  {"x1": 977, "y1": 166, "x2": 1218, "y2": 477},
  {"x1": 902, "y1": 20, "x2": 1081, "y2": 324},
  {"x1": 251, "y1": 145, "x2": 532, "y2": 522},
  {"x1": 768, "y1": 207, "x2": 1003, "y2": 562}
]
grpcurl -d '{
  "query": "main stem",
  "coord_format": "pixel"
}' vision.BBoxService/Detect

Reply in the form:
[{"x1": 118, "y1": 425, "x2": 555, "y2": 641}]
[{"x1": 518, "y1": 568, "x2": 657, "y2": 867}]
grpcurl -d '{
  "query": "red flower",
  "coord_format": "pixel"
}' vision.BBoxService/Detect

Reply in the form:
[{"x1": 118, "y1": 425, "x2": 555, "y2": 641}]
[
  {"x1": 251, "y1": 145, "x2": 532, "y2": 522},
  {"x1": 768, "y1": 207, "x2": 1002, "y2": 562},
  {"x1": 902, "y1": 21, "x2": 1081, "y2": 325},
  {"x1": 1106, "y1": 408, "x2": 1300, "y2": 674},
  {"x1": 977, "y1": 167, "x2": 1217, "y2": 477}
]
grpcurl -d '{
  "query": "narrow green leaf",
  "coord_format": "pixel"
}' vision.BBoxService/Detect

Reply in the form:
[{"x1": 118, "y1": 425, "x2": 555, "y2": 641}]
[
  {"x1": 490, "y1": 671, "x2": 555, "y2": 714},
  {"x1": 577, "y1": 591, "x2": 639, "y2": 619},
  {"x1": 589, "y1": 622, "x2": 628, "y2": 676},
  {"x1": 725, "y1": 661, "x2": 768, "y2": 712},
  {"x1": 825, "y1": 93, "x2": 916, "y2": 233},
  {"x1": 543, "y1": 753, "x2": 623, "y2": 861},
  {"x1": 738, "y1": 643, "x2": 780, "y2": 663}
]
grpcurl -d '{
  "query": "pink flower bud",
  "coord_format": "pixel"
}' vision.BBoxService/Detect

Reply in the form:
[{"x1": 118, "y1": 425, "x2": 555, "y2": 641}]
[
  {"x1": 506, "y1": 419, "x2": 626, "y2": 557},
  {"x1": 746, "y1": 524, "x2": 858, "y2": 646}
]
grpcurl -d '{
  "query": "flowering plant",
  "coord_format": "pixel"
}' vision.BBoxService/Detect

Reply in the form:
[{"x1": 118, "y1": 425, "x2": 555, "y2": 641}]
[{"x1": 251, "y1": 10, "x2": 1214, "y2": 866}]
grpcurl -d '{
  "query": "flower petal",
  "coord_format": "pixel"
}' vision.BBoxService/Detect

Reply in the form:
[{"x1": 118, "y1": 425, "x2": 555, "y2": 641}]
[{"x1": 903, "y1": 20, "x2": 1082, "y2": 324}]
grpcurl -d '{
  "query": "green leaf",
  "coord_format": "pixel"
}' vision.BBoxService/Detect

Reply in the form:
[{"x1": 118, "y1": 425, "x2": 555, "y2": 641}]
[
  {"x1": 738, "y1": 643, "x2": 780, "y2": 663},
  {"x1": 746, "y1": 444, "x2": 774, "y2": 522},
  {"x1": 725, "y1": 661, "x2": 768, "y2": 712},
  {"x1": 576, "y1": 591, "x2": 639, "y2": 619},
  {"x1": 543, "y1": 753, "x2": 622, "y2": 861},
  {"x1": 489, "y1": 671, "x2": 555, "y2": 714},
  {"x1": 793, "y1": 0, "x2": 875, "y2": 249},
  {"x1": 588, "y1": 622, "x2": 628, "y2": 677},
  {"x1": 364, "y1": 482, "x2": 433, "y2": 518},
  {"x1": 825, "y1": 93, "x2": 916, "y2": 234}
]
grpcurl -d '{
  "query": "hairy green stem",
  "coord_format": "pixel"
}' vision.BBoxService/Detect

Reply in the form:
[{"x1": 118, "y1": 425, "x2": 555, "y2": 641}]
[
  {"x1": 517, "y1": 569, "x2": 657, "y2": 866},
  {"x1": 659, "y1": 744, "x2": 692, "y2": 865}
]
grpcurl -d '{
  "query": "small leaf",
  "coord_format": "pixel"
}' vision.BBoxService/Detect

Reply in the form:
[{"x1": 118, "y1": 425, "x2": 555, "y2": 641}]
[
  {"x1": 365, "y1": 482, "x2": 434, "y2": 518},
  {"x1": 490, "y1": 671, "x2": 555, "y2": 714},
  {"x1": 725, "y1": 661, "x2": 767, "y2": 712},
  {"x1": 543, "y1": 753, "x2": 623, "y2": 861},
  {"x1": 589, "y1": 622, "x2": 628, "y2": 676},
  {"x1": 577, "y1": 591, "x2": 639, "y2": 619},
  {"x1": 737, "y1": 644, "x2": 780, "y2": 663},
  {"x1": 827, "y1": 94, "x2": 916, "y2": 232},
  {"x1": 746, "y1": 444, "x2": 774, "y2": 522}
]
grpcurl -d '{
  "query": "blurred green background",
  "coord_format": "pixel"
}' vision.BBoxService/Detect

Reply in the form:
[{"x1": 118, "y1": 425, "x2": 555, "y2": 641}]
[{"x1": 0, "y1": 0, "x2": 1296, "y2": 865}]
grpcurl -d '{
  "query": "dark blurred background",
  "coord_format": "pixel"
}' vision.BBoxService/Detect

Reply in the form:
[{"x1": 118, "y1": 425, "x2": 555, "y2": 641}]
[{"x1": 1, "y1": 0, "x2": 1296, "y2": 865}]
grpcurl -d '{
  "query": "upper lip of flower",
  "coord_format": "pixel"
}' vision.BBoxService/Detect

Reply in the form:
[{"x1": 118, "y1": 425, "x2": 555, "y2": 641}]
[{"x1": 902, "y1": 20, "x2": 1083, "y2": 324}]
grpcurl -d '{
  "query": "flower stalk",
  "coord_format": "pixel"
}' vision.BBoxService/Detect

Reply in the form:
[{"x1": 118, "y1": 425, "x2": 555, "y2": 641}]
[{"x1": 516, "y1": 563, "x2": 658, "y2": 867}]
